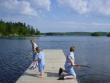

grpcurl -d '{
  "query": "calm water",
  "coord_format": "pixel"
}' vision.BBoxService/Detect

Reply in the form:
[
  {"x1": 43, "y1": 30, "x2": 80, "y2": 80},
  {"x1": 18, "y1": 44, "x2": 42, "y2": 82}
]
[{"x1": 0, "y1": 36, "x2": 110, "y2": 83}]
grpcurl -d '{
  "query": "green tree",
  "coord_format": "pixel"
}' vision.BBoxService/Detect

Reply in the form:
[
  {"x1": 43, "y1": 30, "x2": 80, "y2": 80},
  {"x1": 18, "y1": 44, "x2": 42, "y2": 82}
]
[
  {"x1": 107, "y1": 32, "x2": 110, "y2": 37},
  {"x1": 0, "y1": 20, "x2": 40, "y2": 36},
  {"x1": 91, "y1": 32, "x2": 101, "y2": 36}
]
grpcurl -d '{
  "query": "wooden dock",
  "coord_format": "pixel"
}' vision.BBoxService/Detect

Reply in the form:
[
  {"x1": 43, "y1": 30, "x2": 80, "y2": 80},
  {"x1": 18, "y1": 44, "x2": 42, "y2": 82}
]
[{"x1": 16, "y1": 49, "x2": 78, "y2": 83}]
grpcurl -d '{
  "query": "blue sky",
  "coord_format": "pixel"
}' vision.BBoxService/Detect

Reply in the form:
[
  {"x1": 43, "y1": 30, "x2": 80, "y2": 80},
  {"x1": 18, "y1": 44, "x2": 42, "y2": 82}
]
[{"x1": 0, "y1": 0, "x2": 110, "y2": 32}]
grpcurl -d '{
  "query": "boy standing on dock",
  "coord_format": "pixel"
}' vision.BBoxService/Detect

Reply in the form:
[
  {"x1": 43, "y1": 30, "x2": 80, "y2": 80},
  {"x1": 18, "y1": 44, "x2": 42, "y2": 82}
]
[
  {"x1": 36, "y1": 47, "x2": 45, "y2": 78},
  {"x1": 30, "y1": 40, "x2": 38, "y2": 69}
]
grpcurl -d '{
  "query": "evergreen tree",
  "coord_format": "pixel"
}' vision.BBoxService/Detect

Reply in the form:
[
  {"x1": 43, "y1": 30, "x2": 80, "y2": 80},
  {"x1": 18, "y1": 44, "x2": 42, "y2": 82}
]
[{"x1": 0, "y1": 20, "x2": 40, "y2": 36}]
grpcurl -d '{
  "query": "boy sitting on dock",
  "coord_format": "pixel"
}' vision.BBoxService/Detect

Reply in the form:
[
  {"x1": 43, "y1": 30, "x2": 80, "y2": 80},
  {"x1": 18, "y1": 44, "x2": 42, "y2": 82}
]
[{"x1": 58, "y1": 46, "x2": 76, "y2": 80}]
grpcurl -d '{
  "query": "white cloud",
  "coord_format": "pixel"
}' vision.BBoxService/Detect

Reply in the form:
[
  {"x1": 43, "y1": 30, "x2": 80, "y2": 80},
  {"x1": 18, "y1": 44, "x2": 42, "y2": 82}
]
[
  {"x1": 58, "y1": 0, "x2": 110, "y2": 16},
  {"x1": 29, "y1": 0, "x2": 51, "y2": 11},
  {"x1": 98, "y1": 0, "x2": 110, "y2": 16},
  {"x1": 0, "y1": 0, "x2": 38, "y2": 16},
  {"x1": 0, "y1": 0, "x2": 51, "y2": 16},
  {"x1": 58, "y1": 0, "x2": 89, "y2": 14},
  {"x1": 19, "y1": 1, "x2": 38, "y2": 16}
]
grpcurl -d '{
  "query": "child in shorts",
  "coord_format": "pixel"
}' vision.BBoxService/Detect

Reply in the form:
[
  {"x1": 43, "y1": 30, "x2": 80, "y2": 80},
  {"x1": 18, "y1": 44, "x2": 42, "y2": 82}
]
[{"x1": 36, "y1": 47, "x2": 45, "y2": 78}]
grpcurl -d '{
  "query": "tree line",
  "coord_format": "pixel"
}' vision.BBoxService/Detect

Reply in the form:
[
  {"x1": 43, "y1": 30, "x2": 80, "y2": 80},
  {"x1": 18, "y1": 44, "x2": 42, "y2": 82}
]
[
  {"x1": 0, "y1": 20, "x2": 40, "y2": 37},
  {"x1": 44, "y1": 32, "x2": 110, "y2": 37},
  {"x1": 91, "y1": 32, "x2": 110, "y2": 36}
]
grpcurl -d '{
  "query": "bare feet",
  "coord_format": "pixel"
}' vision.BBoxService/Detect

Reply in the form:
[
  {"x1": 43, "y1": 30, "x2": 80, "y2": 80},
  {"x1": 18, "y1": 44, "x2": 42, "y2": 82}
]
[{"x1": 38, "y1": 75, "x2": 44, "y2": 79}]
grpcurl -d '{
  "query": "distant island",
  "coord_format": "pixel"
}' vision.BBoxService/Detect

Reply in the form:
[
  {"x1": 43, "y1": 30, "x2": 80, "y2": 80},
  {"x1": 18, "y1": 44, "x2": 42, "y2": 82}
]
[
  {"x1": 0, "y1": 20, "x2": 110, "y2": 37},
  {"x1": 0, "y1": 20, "x2": 40, "y2": 37},
  {"x1": 43, "y1": 32, "x2": 110, "y2": 37}
]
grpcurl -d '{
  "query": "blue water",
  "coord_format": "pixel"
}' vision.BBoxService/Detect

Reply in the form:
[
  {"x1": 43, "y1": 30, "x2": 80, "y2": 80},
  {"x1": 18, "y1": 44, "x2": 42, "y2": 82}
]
[{"x1": 0, "y1": 36, "x2": 110, "y2": 83}]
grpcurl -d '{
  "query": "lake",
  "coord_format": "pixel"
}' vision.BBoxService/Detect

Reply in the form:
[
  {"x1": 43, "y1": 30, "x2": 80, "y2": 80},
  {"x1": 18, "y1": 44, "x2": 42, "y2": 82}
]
[{"x1": 0, "y1": 36, "x2": 110, "y2": 83}]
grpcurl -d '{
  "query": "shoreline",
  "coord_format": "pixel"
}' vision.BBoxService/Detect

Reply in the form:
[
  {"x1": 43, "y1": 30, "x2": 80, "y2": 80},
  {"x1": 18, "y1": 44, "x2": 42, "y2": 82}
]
[
  {"x1": 0, "y1": 35, "x2": 109, "y2": 39},
  {"x1": 0, "y1": 35, "x2": 41, "y2": 39}
]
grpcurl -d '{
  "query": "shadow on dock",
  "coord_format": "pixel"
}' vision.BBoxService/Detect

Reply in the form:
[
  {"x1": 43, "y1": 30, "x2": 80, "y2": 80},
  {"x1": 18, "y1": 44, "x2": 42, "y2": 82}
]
[
  {"x1": 23, "y1": 72, "x2": 38, "y2": 77},
  {"x1": 45, "y1": 72, "x2": 58, "y2": 77},
  {"x1": 23, "y1": 72, "x2": 58, "y2": 78}
]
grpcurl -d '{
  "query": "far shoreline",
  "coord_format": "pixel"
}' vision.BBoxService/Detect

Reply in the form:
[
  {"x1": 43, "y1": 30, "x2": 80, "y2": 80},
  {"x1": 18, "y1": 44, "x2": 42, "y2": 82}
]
[
  {"x1": 0, "y1": 35, "x2": 41, "y2": 39},
  {"x1": 0, "y1": 34, "x2": 109, "y2": 40},
  {"x1": 0, "y1": 31, "x2": 110, "y2": 39}
]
